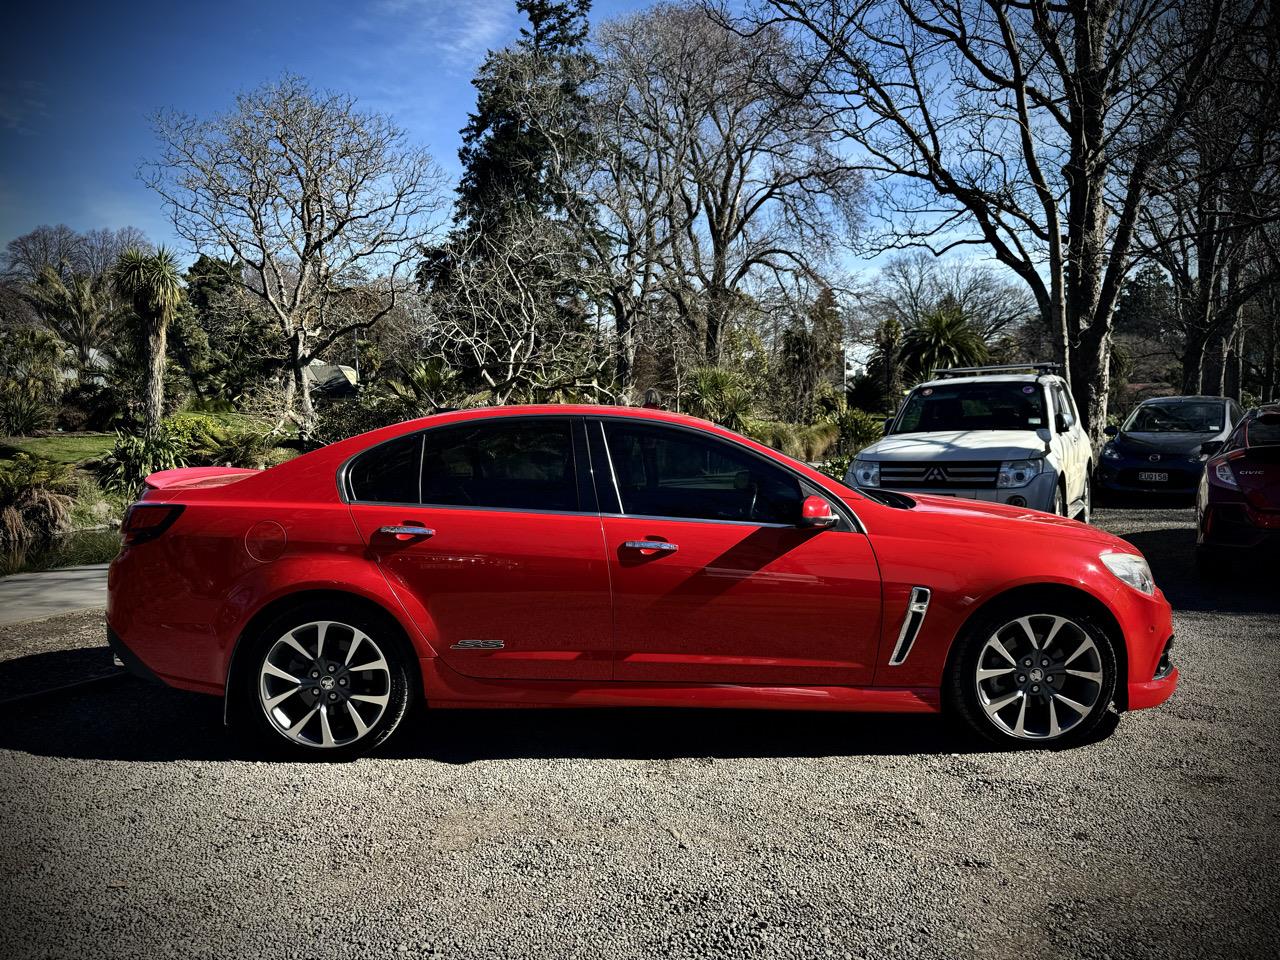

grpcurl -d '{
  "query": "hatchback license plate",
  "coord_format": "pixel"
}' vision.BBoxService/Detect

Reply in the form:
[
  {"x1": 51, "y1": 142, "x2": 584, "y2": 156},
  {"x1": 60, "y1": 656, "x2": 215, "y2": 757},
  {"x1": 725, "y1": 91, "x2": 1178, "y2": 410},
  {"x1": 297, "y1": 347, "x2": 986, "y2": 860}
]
[{"x1": 1138, "y1": 471, "x2": 1169, "y2": 482}]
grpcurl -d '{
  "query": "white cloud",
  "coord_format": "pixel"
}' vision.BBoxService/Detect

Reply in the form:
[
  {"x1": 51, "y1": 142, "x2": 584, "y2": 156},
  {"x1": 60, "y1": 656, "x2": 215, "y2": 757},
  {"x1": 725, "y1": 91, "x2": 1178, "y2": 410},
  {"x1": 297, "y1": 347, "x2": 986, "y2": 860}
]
[{"x1": 361, "y1": 0, "x2": 517, "y2": 70}]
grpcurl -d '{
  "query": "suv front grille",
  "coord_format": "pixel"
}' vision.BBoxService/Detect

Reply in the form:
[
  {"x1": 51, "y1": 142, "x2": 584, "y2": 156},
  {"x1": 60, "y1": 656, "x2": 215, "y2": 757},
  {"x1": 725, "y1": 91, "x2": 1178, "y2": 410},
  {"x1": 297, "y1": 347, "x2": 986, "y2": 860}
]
[{"x1": 879, "y1": 461, "x2": 1002, "y2": 489}]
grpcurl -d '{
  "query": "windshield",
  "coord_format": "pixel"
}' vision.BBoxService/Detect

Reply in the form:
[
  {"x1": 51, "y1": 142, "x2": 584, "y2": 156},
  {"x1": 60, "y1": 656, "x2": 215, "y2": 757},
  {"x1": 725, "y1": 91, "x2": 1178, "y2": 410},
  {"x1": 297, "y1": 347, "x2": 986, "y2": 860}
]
[
  {"x1": 892, "y1": 382, "x2": 1047, "y2": 433},
  {"x1": 1123, "y1": 401, "x2": 1224, "y2": 434}
]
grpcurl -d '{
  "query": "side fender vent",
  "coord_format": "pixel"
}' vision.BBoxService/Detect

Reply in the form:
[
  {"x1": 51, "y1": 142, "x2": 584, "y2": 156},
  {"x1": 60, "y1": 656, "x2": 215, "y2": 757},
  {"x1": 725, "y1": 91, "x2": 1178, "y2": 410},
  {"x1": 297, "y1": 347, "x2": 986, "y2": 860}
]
[{"x1": 888, "y1": 587, "x2": 931, "y2": 666}]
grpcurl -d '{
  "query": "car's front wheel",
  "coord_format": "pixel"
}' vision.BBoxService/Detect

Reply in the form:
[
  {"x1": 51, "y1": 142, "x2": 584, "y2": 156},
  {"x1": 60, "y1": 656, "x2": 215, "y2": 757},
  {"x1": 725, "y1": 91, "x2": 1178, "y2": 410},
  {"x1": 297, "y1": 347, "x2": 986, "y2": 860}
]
[
  {"x1": 948, "y1": 604, "x2": 1118, "y2": 747},
  {"x1": 241, "y1": 605, "x2": 413, "y2": 759}
]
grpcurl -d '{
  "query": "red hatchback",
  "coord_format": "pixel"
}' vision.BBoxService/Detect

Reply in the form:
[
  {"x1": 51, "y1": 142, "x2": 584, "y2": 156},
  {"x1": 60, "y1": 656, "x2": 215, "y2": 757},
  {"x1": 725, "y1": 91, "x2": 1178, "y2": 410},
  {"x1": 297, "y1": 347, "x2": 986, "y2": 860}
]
[
  {"x1": 108, "y1": 405, "x2": 1177, "y2": 757},
  {"x1": 1196, "y1": 405, "x2": 1280, "y2": 572}
]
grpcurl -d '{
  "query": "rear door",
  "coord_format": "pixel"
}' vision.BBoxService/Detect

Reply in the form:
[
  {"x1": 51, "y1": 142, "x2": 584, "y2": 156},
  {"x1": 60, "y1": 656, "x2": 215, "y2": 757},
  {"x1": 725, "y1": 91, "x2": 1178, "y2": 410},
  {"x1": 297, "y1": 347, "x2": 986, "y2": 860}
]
[
  {"x1": 345, "y1": 416, "x2": 614, "y2": 681},
  {"x1": 592, "y1": 418, "x2": 882, "y2": 686}
]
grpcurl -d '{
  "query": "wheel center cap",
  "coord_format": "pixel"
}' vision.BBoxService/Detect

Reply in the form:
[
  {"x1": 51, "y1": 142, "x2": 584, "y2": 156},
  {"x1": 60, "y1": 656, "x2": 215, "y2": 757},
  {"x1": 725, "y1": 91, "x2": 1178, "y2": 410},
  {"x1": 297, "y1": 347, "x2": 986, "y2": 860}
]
[
  {"x1": 320, "y1": 675, "x2": 336, "y2": 691},
  {"x1": 1029, "y1": 667, "x2": 1044, "y2": 683}
]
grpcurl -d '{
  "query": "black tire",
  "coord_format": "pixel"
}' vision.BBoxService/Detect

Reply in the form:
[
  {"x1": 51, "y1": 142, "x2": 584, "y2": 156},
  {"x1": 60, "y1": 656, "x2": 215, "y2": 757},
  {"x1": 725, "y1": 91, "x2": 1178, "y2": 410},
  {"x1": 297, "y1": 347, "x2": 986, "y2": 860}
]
[
  {"x1": 237, "y1": 603, "x2": 414, "y2": 760},
  {"x1": 1052, "y1": 484, "x2": 1068, "y2": 517},
  {"x1": 946, "y1": 602, "x2": 1119, "y2": 748},
  {"x1": 1077, "y1": 473, "x2": 1093, "y2": 524}
]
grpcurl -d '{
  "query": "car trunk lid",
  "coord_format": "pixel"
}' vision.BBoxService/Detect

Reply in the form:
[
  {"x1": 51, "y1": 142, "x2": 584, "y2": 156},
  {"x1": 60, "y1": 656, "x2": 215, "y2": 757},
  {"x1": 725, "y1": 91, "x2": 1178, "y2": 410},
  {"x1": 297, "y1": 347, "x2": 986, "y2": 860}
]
[
  {"x1": 1234, "y1": 447, "x2": 1280, "y2": 512},
  {"x1": 143, "y1": 466, "x2": 260, "y2": 490}
]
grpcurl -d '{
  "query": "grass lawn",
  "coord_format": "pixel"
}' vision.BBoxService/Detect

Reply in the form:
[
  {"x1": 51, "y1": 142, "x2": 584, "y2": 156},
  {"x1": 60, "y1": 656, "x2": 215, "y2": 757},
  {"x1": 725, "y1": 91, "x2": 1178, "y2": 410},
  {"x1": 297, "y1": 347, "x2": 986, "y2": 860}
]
[{"x1": 0, "y1": 433, "x2": 115, "y2": 465}]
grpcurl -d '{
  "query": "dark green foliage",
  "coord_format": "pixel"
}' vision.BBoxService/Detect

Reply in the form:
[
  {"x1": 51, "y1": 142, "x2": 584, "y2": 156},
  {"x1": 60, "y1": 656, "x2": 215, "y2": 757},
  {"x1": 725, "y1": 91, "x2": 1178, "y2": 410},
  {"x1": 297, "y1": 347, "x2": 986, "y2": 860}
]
[
  {"x1": 98, "y1": 428, "x2": 188, "y2": 495},
  {"x1": 0, "y1": 454, "x2": 77, "y2": 542},
  {"x1": 899, "y1": 299, "x2": 989, "y2": 382},
  {"x1": 0, "y1": 327, "x2": 65, "y2": 436}
]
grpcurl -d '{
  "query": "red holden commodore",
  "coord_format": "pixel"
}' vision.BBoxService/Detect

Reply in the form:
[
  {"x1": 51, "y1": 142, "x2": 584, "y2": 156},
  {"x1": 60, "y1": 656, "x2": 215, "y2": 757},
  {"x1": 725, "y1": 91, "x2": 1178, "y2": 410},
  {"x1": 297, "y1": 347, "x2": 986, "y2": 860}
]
[{"x1": 108, "y1": 405, "x2": 1177, "y2": 757}]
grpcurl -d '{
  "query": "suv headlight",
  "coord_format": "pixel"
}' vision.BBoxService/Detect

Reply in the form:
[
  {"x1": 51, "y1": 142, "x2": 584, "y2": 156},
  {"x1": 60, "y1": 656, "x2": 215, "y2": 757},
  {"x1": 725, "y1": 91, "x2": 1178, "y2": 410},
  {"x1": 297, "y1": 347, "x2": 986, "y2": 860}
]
[
  {"x1": 850, "y1": 459, "x2": 880, "y2": 487},
  {"x1": 1101, "y1": 552, "x2": 1155, "y2": 595},
  {"x1": 997, "y1": 458, "x2": 1042, "y2": 488},
  {"x1": 1102, "y1": 443, "x2": 1121, "y2": 460}
]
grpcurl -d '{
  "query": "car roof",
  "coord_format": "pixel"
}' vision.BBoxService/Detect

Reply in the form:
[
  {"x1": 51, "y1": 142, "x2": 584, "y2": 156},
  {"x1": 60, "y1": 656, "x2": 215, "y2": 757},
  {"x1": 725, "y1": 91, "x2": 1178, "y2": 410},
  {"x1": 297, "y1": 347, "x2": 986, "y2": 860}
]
[
  {"x1": 1136, "y1": 395, "x2": 1227, "y2": 405},
  {"x1": 915, "y1": 373, "x2": 1051, "y2": 387},
  {"x1": 394, "y1": 403, "x2": 716, "y2": 431}
]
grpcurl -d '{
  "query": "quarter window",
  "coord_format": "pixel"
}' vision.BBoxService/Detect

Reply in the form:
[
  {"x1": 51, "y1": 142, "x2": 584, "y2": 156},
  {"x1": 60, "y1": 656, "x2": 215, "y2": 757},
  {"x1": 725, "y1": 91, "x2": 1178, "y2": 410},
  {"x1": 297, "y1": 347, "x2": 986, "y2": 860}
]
[
  {"x1": 347, "y1": 432, "x2": 422, "y2": 504},
  {"x1": 603, "y1": 422, "x2": 803, "y2": 525}
]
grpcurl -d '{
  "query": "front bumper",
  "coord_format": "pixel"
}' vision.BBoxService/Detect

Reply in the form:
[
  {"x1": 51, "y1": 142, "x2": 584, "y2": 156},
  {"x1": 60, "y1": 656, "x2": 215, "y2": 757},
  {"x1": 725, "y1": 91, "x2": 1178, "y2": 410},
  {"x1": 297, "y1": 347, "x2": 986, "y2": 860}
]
[
  {"x1": 871, "y1": 471, "x2": 1058, "y2": 512},
  {"x1": 1097, "y1": 458, "x2": 1202, "y2": 494}
]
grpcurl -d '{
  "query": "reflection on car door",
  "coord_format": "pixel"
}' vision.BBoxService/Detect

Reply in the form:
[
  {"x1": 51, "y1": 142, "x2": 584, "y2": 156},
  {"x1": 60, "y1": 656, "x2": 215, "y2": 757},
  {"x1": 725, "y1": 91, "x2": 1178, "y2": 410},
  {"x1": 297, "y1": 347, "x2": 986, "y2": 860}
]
[
  {"x1": 345, "y1": 416, "x2": 614, "y2": 681},
  {"x1": 592, "y1": 419, "x2": 883, "y2": 686}
]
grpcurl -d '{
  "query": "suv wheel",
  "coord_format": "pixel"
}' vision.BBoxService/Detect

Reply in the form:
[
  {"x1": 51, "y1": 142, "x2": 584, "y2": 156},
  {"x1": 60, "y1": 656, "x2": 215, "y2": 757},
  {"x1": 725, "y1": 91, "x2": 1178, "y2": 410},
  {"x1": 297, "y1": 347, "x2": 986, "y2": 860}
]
[
  {"x1": 948, "y1": 605, "x2": 1118, "y2": 747},
  {"x1": 1052, "y1": 484, "x2": 1067, "y2": 517},
  {"x1": 241, "y1": 605, "x2": 413, "y2": 759}
]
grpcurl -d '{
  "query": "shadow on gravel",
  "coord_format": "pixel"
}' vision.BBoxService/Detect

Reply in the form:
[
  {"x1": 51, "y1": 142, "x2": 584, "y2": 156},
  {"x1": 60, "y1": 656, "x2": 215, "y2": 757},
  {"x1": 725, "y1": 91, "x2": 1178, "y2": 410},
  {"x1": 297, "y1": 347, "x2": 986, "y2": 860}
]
[
  {"x1": 0, "y1": 646, "x2": 116, "y2": 701},
  {"x1": 1116, "y1": 526, "x2": 1280, "y2": 614},
  {"x1": 0, "y1": 654, "x2": 1067, "y2": 763}
]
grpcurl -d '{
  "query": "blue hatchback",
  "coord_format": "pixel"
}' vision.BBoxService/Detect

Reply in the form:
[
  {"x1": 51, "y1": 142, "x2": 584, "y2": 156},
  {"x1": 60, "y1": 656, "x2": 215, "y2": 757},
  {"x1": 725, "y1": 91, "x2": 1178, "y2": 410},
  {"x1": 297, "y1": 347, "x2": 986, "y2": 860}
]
[{"x1": 1097, "y1": 396, "x2": 1244, "y2": 498}]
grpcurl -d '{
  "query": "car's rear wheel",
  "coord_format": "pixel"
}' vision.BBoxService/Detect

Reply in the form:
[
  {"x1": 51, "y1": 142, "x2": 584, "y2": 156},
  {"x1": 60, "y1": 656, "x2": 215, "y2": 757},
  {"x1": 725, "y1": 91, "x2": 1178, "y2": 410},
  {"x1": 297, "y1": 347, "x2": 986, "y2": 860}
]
[
  {"x1": 242, "y1": 606, "x2": 412, "y2": 759},
  {"x1": 948, "y1": 605, "x2": 1118, "y2": 747}
]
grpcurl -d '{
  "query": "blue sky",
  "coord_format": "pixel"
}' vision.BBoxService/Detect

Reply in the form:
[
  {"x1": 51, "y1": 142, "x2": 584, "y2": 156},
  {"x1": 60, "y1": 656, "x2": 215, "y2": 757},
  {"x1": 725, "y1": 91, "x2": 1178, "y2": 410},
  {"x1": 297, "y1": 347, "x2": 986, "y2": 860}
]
[{"x1": 0, "y1": 0, "x2": 643, "y2": 256}]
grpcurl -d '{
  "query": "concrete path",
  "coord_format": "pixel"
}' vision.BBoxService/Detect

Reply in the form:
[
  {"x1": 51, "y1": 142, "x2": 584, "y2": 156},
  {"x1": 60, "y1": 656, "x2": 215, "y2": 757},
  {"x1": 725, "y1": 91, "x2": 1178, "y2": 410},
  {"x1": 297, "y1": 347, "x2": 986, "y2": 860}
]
[{"x1": 0, "y1": 565, "x2": 108, "y2": 626}]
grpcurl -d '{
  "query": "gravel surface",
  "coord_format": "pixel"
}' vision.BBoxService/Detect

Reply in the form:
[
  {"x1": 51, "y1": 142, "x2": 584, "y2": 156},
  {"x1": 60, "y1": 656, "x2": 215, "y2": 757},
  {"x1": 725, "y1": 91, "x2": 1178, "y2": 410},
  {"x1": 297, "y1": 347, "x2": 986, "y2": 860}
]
[
  {"x1": 1, "y1": 506, "x2": 1277, "y2": 959},
  {"x1": 0, "y1": 610, "x2": 115, "y2": 700}
]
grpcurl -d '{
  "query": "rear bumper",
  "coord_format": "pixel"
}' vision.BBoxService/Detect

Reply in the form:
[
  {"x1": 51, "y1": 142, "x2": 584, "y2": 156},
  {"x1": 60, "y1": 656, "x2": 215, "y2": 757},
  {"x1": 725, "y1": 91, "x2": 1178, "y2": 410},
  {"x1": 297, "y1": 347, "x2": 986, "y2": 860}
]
[
  {"x1": 1200, "y1": 503, "x2": 1280, "y2": 549},
  {"x1": 106, "y1": 624, "x2": 163, "y2": 684}
]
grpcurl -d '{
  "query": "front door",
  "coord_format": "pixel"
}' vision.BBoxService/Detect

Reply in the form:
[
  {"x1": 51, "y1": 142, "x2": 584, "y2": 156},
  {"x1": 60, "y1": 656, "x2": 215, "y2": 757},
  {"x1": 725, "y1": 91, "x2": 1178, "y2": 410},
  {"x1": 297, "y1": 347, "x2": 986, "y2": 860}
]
[
  {"x1": 345, "y1": 416, "x2": 613, "y2": 681},
  {"x1": 593, "y1": 419, "x2": 883, "y2": 686}
]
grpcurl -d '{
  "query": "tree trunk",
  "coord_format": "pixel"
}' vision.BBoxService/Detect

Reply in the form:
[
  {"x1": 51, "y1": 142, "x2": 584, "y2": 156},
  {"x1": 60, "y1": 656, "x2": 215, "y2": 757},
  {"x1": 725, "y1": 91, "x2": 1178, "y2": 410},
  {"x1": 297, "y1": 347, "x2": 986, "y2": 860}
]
[
  {"x1": 288, "y1": 329, "x2": 317, "y2": 442},
  {"x1": 1073, "y1": 325, "x2": 1112, "y2": 447},
  {"x1": 1180, "y1": 331, "x2": 1208, "y2": 395},
  {"x1": 143, "y1": 319, "x2": 168, "y2": 439}
]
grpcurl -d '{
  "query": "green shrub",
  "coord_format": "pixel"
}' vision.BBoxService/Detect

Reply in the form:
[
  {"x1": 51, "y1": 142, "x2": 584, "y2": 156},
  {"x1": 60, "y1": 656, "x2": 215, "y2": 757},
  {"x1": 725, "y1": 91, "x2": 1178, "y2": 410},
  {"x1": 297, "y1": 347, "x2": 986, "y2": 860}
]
[
  {"x1": 0, "y1": 454, "x2": 77, "y2": 542},
  {"x1": 98, "y1": 429, "x2": 189, "y2": 495}
]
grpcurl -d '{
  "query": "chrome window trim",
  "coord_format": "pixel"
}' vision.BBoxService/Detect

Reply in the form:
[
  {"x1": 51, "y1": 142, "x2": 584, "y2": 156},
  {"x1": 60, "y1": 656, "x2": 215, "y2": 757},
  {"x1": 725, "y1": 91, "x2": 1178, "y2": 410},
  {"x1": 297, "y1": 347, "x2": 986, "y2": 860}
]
[
  {"x1": 336, "y1": 409, "x2": 866, "y2": 534},
  {"x1": 888, "y1": 587, "x2": 931, "y2": 666}
]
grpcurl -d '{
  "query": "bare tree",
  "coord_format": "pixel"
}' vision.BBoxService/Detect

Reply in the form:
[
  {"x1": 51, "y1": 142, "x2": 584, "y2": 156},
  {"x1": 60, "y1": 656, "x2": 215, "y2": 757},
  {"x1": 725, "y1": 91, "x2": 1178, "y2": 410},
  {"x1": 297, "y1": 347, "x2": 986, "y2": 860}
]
[
  {"x1": 424, "y1": 209, "x2": 613, "y2": 404},
  {"x1": 1136, "y1": 10, "x2": 1280, "y2": 395},
  {"x1": 592, "y1": 3, "x2": 860, "y2": 368},
  {"x1": 740, "y1": 0, "x2": 1258, "y2": 440},
  {"x1": 146, "y1": 75, "x2": 447, "y2": 435},
  {"x1": 867, "y1": 252, "x2": 1035, "y2": 342}
]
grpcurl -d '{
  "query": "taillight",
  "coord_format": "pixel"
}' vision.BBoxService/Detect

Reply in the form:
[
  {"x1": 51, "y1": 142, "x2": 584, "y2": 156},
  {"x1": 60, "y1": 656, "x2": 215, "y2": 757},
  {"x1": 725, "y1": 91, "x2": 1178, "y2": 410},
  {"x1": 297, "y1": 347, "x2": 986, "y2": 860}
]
[{"x1": 121, "y1": 504, "x2": 185, "y2": 545}]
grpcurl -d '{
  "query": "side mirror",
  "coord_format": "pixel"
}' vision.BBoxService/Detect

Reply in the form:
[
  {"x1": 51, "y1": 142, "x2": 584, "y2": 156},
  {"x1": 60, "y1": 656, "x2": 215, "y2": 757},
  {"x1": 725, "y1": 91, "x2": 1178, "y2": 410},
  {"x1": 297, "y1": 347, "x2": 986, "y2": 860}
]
[
  {"x1": 1055, "y1": 413, "x2": 1070, "y2": 434},
  {"x1": 881, "y1": 417, "x2": 894, "y2": 434},
  {"x1": 1104, "y1": 424, "x2": 1119, "y2": 437},
  {"x1": 799, "y1": 495, "x2": 838, "y2": 529},
  {"x1": 1199, "y1": 440, "x2": 1223, "y2": 458}
]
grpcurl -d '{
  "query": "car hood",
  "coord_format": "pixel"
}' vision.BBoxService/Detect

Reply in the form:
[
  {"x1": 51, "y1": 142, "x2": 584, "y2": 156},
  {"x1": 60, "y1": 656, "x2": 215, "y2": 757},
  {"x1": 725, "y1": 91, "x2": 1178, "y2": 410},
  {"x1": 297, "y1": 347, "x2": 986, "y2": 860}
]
[
  {"x1": 1113, "y1": 431, "x2": 1217, "y2": 456},
  {"x1": 862, "y1": 430, "x2": 1047, "y2": 462},
  {"x1": 853, "y1": 489, "x2": 1131, "y2": 550}
]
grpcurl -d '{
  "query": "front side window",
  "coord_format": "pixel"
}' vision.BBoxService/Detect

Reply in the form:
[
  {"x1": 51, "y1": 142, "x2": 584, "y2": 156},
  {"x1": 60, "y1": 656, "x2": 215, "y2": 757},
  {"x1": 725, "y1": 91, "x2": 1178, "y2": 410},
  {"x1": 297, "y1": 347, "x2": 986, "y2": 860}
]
[
  {"x1": 893, "y1": 382, "x2": 1048, "y2": 434},
  {"x1": 1051, "y1": 384, "x2": 1076, "y2": 429},
  {"x1": 603, "y1": 422, "x2": 803, "y2": 525},
  {"x1": 420, "y1": 418, "x2": 578, "y2": 512}
]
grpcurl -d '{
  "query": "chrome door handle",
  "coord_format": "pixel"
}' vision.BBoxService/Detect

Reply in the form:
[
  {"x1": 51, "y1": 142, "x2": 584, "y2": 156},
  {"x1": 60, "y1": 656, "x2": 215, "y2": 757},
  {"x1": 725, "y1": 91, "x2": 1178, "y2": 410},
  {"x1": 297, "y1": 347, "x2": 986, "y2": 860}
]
[
  {"x1": 623, "y1": 540, "x2": 678, "y2": 553},
  {"x1": 378, "y1": 525, "x2": 435, "y2": 538}
]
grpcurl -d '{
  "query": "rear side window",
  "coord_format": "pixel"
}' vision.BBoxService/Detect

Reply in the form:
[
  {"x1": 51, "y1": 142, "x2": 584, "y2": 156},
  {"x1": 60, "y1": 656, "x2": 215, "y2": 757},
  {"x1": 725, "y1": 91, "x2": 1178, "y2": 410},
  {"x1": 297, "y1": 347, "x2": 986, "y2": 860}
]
[
  {"x1": 420, "y1": 419, "x2": 579, "y2": 512},
  {"x1": 347, "y1": 433, "x2": 422, "y2": 503},
  {"x1": 603, "y1": 421, "x2": 803, "y2": 525},
  {"x1": 1246, "y1": 415, "x2": 1280, "y2": 447}
]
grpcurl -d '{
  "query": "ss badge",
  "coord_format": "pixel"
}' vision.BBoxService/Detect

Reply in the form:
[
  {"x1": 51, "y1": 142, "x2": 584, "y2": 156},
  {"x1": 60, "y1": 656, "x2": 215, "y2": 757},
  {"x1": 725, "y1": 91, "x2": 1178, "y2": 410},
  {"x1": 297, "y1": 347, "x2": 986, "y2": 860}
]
[{"x1": 450, "y1": 639, "x2": 505, "y2": 650}]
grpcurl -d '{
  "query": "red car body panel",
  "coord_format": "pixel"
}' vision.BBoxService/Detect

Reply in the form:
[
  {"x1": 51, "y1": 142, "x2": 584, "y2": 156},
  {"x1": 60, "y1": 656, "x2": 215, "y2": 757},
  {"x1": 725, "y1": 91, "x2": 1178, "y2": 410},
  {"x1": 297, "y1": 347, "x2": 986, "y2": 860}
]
[{"x1": 107, "y1": 404, "x2": 1178, "y2": 717}]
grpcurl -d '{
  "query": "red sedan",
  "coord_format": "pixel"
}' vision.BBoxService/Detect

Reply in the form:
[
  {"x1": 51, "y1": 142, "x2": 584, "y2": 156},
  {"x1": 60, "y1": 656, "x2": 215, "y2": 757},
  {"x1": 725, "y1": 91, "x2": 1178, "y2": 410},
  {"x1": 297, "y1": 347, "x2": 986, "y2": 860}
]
[
  {"x1": 107, "y1": 405, "x2": 1177, "y2": 757},
  {"x1": 1196, "y1": 405, "x2": 1280, "y2": 572}
]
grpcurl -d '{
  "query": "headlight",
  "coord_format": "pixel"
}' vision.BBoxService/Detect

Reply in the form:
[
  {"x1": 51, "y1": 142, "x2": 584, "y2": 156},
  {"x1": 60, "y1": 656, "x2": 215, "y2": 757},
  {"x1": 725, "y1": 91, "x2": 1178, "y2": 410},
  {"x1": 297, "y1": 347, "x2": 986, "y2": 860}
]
[
  {"x1": 997, "y1": 458, "x2": 1042, "y2": 488},
  {"x1": 1101, "y1": 552, "x2": 1155, "y2": 595},
  {"x1": 850, "y1": 459, "x2": 880, "y2": 487},
  {"x1": 1213, "y1": 460, "x2": 1238, "y2": 488},
  {"x1": 1102, "y1": 443, "x2": 1121, "y2": 460}
]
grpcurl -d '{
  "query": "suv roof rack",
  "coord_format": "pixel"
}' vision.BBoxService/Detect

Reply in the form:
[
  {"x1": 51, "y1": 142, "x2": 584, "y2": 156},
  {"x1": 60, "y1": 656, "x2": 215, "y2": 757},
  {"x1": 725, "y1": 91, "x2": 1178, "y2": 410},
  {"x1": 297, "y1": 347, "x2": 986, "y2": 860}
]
[{"x1": 932, "y1": 362, "x2": 1062, "y2": 379}]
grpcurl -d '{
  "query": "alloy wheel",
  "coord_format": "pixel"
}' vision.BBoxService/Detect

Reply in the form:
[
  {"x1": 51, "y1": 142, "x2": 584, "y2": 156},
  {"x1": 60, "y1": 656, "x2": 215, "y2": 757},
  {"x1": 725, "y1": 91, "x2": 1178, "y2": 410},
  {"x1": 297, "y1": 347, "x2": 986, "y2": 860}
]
[
  {"x1": 974, "y1": 614, "x2": 1105, "y2": 741},
  {"x1": 258, "y1": 620, "x2": 392, "y2": 749}
]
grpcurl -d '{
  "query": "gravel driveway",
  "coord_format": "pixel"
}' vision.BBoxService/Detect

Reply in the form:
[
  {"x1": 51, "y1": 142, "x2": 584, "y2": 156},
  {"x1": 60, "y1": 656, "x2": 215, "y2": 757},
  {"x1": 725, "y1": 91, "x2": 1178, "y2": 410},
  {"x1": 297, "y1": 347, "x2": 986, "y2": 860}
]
[{"x1": 1, "y1": 506, "x2": 1277, "y2": 959}]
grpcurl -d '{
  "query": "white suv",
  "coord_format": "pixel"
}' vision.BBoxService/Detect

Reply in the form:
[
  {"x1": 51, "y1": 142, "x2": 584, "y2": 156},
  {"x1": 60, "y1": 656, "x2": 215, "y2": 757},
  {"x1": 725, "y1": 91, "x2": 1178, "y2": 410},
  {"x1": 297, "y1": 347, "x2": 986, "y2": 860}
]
[{"x1": 845, "y1": 364, "x2": 1094, "y2": 520}]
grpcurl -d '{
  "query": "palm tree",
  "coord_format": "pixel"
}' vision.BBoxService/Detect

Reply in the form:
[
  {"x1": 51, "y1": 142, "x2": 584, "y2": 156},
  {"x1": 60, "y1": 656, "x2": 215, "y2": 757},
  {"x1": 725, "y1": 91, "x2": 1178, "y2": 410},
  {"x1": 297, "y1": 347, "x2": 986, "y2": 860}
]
[
  {"x1": 25, "y1": 266, "x2": 114, "y2": 372},
  {"x1": 899, "y1": 301, "x2": 989, "y2": 382},
  {"x1": 112, "y1": 247, "x2": 184, "y2": 437}
]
